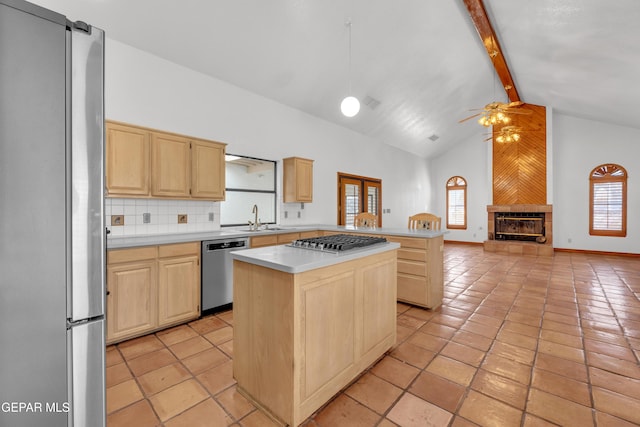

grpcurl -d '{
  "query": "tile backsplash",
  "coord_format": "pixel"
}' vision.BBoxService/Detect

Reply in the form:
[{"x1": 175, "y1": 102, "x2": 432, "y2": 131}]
[{"x1": 106, "y1": 198, "x2": 220, "y2": 236}]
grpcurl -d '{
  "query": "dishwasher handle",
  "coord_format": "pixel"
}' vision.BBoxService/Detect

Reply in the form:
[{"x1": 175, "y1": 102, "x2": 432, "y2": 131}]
[{"x1": 205, "y1": 240, "x2": 248, "y2": 251}]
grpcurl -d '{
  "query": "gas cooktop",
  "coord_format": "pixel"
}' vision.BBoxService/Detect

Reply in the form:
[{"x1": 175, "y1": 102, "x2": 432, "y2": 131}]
[{"x1": 288, "y1": 234, "x2": 387, "y2": 253}]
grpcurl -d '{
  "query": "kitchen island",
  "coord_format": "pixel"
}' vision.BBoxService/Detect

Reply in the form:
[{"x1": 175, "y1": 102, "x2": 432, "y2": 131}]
[{"x1": 231, "y1": 240, "x2": 399, "y2": 426}]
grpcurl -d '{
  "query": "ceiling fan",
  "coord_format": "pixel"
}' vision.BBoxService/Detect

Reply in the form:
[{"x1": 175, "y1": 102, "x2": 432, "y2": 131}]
[
  {"x1": 483, "y1": 125, "x2": 524, "y2": 143},
  {"x1": 459, "y1": 101, "x2": 531, "y2": 127}
]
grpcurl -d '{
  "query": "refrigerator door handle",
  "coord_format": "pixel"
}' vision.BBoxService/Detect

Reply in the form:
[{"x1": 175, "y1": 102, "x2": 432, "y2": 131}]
[
  {"x1": 68, "y1": 23, "x2": 105, "y2": 322},
  {"x1": 68, "y1": 319, "x2": 105, "y2": 427}
]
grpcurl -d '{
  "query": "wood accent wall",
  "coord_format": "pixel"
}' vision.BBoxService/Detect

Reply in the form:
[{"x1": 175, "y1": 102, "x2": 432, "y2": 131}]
[{"x1": 493, "y1": 103, "x2": 546, "y2": 205}]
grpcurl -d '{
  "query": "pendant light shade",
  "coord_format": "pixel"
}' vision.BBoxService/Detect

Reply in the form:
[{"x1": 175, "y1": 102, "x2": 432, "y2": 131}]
[
  {"x1": 341, "y1": 96, "x2": 360, "y2": 117},
  {"x1": 341, "y1": 20, "x2": 359, "y2": 117}
]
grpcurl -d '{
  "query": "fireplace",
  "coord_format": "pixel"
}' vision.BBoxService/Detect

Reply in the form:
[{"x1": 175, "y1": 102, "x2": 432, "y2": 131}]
[
  {"x1": 495, "y1": 212, "x2": 545, "y2": 242},
  {"x1": 485, "y1": 204, "x2": 553, "y2": 256}
]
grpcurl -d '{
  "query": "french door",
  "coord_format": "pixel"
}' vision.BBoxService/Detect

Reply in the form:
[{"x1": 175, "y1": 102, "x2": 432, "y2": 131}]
[{"x1": 337, "y1": 173, "x2": 382, "y2": 226}]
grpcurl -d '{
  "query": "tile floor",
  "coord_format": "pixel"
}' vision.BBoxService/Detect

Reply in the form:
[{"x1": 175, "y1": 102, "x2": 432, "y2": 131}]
[{"x1": 106, "y1": 243, "x2": 640, "y2": 426}]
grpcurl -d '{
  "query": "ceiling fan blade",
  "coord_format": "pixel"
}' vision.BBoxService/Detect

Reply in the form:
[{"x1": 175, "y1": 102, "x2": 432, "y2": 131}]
[{"x1": 458, "y1": 113, "x2": 482, "y2": 123}]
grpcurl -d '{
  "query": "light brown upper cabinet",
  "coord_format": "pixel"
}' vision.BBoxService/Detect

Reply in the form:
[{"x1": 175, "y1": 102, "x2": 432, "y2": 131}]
[
  {"x1": 191, "y1": 139, "x2": 225, "y2": 199},
  {"x1": 106, "y1": 122, "x2": 150, "y2": 196},
  {"x1": 283, "y1": 156, "x2": 313, "y2": 203},
  {"x1": 106, "y1": 120, "x2": 226, "y2": 200},
  {"x1": 151, "y1": 132, "x2": 191, "y2": 197}
]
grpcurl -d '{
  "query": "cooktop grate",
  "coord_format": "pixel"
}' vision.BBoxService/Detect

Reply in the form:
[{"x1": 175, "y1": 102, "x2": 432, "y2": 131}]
[{"x1": 288, "y1": 234, "x2": 387, "y2": 253}]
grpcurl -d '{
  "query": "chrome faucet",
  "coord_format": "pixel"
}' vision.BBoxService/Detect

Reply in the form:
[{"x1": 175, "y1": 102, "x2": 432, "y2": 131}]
[{"x1": 251, "y1": 204, "x2": 260, "y2": 230}]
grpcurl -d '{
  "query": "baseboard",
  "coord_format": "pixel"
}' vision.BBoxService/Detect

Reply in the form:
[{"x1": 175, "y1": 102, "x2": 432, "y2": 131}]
[
  {"x1": 554, "y1": 248, "x2": 640, "y2": 258},
  {"x1": 443, "y1": 240, "x2": 484, "y2": 246}
]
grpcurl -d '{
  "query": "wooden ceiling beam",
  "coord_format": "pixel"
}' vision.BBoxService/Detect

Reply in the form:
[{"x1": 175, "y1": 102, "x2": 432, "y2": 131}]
[{"x1": 462, "y1": 0, "x2": 521, "y2": 103}]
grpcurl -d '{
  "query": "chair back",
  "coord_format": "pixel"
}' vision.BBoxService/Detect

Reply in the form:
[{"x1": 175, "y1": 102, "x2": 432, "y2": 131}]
[
  {"x1": 408, "y1": 213, "x2": 441, "y2": 230},
  {"x1": 353, "y1": 212, "x2": 378, "y2": 227}
]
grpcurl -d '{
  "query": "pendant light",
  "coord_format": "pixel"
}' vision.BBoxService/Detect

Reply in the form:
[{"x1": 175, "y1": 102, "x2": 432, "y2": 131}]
[{"x1": 340, "y1": 19, "x2": 360, "y2": 117}]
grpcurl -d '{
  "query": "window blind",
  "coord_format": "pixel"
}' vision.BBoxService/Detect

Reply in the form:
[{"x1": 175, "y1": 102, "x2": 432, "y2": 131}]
[{"x1": 592, "y1": 181, "x2": 623, "y2": 231}]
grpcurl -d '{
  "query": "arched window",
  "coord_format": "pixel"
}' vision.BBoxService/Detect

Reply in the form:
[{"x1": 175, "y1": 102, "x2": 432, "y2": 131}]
[
  {"x1": 590, "y1": 164, "x2": 627, "y2": 237},
  {"x1": 446, "y1": 176, "x2": 467, "y2": 229}
]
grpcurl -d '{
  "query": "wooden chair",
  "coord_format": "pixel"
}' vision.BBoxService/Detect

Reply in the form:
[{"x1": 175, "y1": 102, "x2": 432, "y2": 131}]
[
  {"x1": 353, "y1": 212, "x2": 378, "y2": 227},
  {"x1": 408, "y1": 213, "x2": 441, "y2": 230}
]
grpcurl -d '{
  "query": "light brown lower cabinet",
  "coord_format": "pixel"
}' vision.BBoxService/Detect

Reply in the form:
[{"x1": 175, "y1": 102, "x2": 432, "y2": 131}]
[
  {"x1": 321, "y1": 230, "x2": 444, "y2": 309},
  {"x1": 233, "y1": 249, "x2": 397, "y2": 426},
  {"x1": 386, "y1": 234, "x2": 443, "y2": 309},
  {"x1": 106, "y1": 242, "x2": 200, "y2": 344}
]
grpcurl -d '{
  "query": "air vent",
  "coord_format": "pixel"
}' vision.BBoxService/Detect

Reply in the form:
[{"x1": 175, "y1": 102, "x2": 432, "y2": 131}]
[{"x1": 363, "y1": 95, "x2": 381, "y2": 110}]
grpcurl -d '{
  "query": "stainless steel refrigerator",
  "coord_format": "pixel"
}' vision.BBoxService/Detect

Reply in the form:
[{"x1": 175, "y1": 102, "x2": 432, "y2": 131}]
[{"x1": 0, "y1": 0, "x2": 106, "y2": 426}]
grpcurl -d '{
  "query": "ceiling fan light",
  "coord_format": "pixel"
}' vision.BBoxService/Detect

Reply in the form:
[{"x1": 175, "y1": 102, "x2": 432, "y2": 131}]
[{"x1": 341, "y1": 96, "x2": 360, "y2": 117}]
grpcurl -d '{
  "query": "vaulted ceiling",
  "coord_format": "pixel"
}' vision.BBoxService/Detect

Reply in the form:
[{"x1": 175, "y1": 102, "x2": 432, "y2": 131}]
[{"x1": 30, "y1": 0, "x2": 640, "y2": 158}]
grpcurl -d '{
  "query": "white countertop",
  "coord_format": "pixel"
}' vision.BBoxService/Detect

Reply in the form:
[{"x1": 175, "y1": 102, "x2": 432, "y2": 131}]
[
  {"x1": 230, "y1": 241, "x2": 401, "y2": 274},
  {"x1": 107, "y1": 224, "x2": 446, "y2": 249}
]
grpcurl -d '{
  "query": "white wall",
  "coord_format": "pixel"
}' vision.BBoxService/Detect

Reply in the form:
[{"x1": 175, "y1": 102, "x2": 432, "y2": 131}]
[
  {"x1": 552, "y1": 114, "x2": 639, "y2": 253},
  {"x1": 104, "y1": 39, "x2": 430, "y2": 234},
  {"x1": 431, "y1": 130, "x2": 491, "y2": 243}
]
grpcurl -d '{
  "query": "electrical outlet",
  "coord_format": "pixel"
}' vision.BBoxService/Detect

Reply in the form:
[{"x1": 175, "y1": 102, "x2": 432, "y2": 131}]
[
  {"x1": 297, "y1": 211, "x2": 301, "y2": 218},
  {"x1": 143, "y1": 213, "x2": 151, "y2": 224},
  {"x1": 208, "y1": 212, "x2": 214, "y2": 222},
  {"x1": 284, "y1": 211, "x2": 288, "y2": 219},
  {"x1": 111, "y1": 215, "x2": 124, "y2": 226},
  {"x1": 178, "y1": 214, "x2": 188, "y2": 224}
]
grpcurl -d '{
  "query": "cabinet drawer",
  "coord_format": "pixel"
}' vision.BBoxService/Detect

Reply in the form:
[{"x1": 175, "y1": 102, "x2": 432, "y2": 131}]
[
  {"x1": 397, "y1": 248, "x2": 426, "y2": 262},
  {"x1": 251, "y1": 235, "x2": 278, "y2": 248},
  {"x1": 397, "y1": 273, "x2": 427, "y2": 304},
  {"x1": 397, "y1": 259, "x2": 427, "y2": 277},
  {"x1": 299, "y1": 230, "x2": 320, "y2": 239},
  {"x1": 385, "y1": 235, "x2": 427, "y2": 249},
  {"x1": 158, "y1": 242, "x2": 200, "y2": 258},
  {"x1": 277, "y1": 232, "x2": 300, "y2": 244},
  {"x1": 108, "y1": 246, "x2": 157, "y2": 264}
]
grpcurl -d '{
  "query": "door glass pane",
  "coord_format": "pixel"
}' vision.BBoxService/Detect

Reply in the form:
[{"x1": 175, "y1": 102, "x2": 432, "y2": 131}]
[
  {"x1": 345, "y1": 183, "x2": 360, "y2": 227},
  {"x1": 367, "y1": 186, "x2": 378, "y2": 215}
]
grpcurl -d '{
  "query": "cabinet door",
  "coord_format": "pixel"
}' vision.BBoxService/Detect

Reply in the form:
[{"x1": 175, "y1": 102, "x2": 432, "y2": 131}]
[
  {"x1": 106, "y1": 261, "x2": 157, "y2": 343},
  {"x1": 360, "y1": 258, "x2": 397, "y2": 355},
  {"x1": 157, "y1": 255, "x2": 200, "y2": 327},
  {"x1": 295, "y1": 159, "x2": 313, "y2": 202},
  {"x1": 151, "y1": 132, "x2": 191, "y2": 197},
  {"x1": 299, "y1": 272, "x2": 355, "y2": 400},
  {"x1": 283, "y1": 157, "x2": 313, "y2": 203},
  {"x1": 191, "y1": 139, "x2": 225, "y2": 200},
  {"x1": 106, "y1": 122, "x2": 150, "y2": 196}
]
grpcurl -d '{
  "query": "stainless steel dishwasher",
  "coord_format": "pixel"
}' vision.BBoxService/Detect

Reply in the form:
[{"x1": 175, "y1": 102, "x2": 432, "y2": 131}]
[{"x1": 201, "y1": 237, "x2": 249, "y2": 314}]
